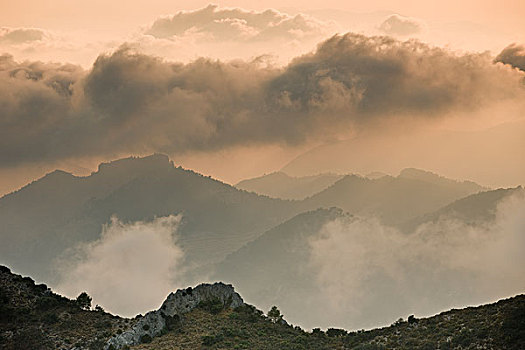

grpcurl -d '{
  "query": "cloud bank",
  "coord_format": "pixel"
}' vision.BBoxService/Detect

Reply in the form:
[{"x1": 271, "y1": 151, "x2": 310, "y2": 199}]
[
  {"x1": 146, "y1": 4, "x2": 330, "y2": 43},
  {"x1": 1, "y1": 33, "x2": 524, "y2": 168},
  {"x1": 306, "y1": 189, "x2": 525, "y2": 329},
  {"x1": 56, "y1": 215, "x2": 183, "y2": 317}
]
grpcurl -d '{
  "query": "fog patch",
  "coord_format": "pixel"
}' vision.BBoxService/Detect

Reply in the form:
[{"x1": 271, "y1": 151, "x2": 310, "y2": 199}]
[
  {"x1": 56, "y1": 215, "x2": 183, "y2": 317},
  {"x1": 307, "y1": 190, "x2": 525, "y2": 329}
]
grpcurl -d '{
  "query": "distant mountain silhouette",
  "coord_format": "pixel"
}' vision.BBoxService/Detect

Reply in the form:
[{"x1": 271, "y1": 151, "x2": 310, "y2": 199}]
[
  {"x1": 304, "y1": 169, "x2": 486, "y2": 225},
  {"x1": 213, "y1": 207, "x2": 348, "y2": 326},
  {"x1": 236, "y1": 172, "x2": 343, "y2": 200},
  {"x1": 399, "y1": 186, "x2": 523, "y2": 232},
  {"x1": 279, "y1": 119, "x2": 525, "y2": 187},
  {"x1": 0, "y1": 155, "x2": 489, "y2": 288},
  {"x1": 0, "y1": 154, "x2": 301, "y2": 284}
]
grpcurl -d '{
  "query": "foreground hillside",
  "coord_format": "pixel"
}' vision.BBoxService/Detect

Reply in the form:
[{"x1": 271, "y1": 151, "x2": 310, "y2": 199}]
[
  {"x1": 0, "y1": 266, "x2": 126, "y2": 349},
  {"x1": 1, "y1": 266, "x2": 524, "y2": 350}
]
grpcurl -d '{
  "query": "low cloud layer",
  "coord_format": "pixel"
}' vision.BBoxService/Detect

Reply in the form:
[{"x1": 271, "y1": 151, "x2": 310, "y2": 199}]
[
  {"x1": 1, "y1": 33, "x2": 524, "y2": 168},
  {"x1": 378, "y1": 15, "x2": 422, "y2": 36},
  {"x1": 55, "y1": 215, "x2": 183, "y2": 317},
  {"x1": 496, "y1": 44, "x2": 525, "y2": 72},
  {"x1": 306, "y1": 190, "x2": 525, "y2": 329}
]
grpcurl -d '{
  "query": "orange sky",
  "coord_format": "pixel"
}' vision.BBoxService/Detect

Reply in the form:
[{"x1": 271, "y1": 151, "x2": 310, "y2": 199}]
[
  {"x1": 1, "y1": 0, "x2": 524, "y2": 34},
  {"x1": 0, "y1": 0, "x2": 524, "y2": 195}
]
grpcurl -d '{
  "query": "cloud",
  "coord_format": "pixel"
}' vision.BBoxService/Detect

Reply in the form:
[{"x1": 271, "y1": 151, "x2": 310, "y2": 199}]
[
  {"x1": 0, "y1": 27, "x2": 46, "y2": 44},
  {"x1": 0, "y1": 27, "x2": 119, "y2": 68},
  {"x1": 55, "y1": 215, "x2": 184, "y2": 317},
  {"x1": 0, "y1": 33, "x2": 524, "y2": 168},
  {"x1": 306, "y1": 189, "x2": 525, "y2": 329},
  {"x1": 145, "y1": 4, "x2": 331, "y2": 43},
  {"x1": 495, "y1": 43, "x2": 525, "y2": 72},
  {"x1": 378, "y1": 14, "x2": 423, "y2": 36},
  {"x1": 134, "y1": 5, "x2": 337, "y2": 64}
]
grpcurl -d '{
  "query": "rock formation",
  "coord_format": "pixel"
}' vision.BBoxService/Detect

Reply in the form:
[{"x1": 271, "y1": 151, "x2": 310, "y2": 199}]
[{"x1": 105, "y1": 282, "x2": 244, "y2": 349}]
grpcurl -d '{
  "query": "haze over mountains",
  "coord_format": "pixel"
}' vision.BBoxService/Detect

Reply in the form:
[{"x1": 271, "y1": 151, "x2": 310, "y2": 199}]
[
  {"x1": 214, "y1": 186, "x2": 525, "y2": 329},
  {"x1": 236, "y1": 172, "x2": 344, "y2": 200},
  {"x1": 1, "y1": 154, "x2": 523, "y2": 329},
  {"x1": 0, "y1": 154, "x2": 300, "y2": 284},
  {"x1": 280, "y1": 119, "x2": 525, "y2": 188}
]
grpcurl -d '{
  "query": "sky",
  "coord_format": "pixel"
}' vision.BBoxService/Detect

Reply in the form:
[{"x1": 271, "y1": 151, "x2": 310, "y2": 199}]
[{"x1": 1, "y1": 0, "x2": 524, "y2": 195}]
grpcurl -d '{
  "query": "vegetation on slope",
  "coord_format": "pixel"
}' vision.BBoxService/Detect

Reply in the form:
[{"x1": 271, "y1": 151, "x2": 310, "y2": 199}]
[
  {"x1": 134, "y1": 294, "x2": 525, "y2": 350},
  {"x1": 0, "y1": 266, "x2": 129, "y2": 350},
  {"x1": 1, "y1": 265, "x2": 524, "y2": 350}
]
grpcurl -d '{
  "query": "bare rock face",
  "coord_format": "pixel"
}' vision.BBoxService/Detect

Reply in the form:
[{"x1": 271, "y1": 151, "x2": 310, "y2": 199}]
[{"x1": 105, "y1": 282, "x2": 244, "y2": 349}]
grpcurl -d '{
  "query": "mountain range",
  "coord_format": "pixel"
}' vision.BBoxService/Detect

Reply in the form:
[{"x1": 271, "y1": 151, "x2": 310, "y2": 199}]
[
  {"x1": 0, "y1": 154, "x2": 490, "y2": 284},
  {"x1": 0, "y1": 154, "x2": 521, "y2": 331},
  {"x1": 236, "y1": 172, "x2": 344, "y2": 200}
]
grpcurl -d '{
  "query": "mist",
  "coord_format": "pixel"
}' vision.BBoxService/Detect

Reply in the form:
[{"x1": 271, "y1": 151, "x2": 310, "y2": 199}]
[
  {"x1": 55, "y1": 215, "x2": 184, "y2": 317},
  {"x1": 303, "y1": 189, "x2": 525, "y2": 329}
]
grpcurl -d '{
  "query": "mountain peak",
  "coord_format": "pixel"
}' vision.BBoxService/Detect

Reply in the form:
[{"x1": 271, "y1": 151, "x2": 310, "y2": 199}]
[{"x1": 95, "y1": 154, "x2": 173, "y2": 176}]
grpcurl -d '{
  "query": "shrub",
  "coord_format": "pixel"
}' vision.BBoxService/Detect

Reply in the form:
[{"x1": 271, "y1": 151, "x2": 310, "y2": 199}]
[
  {"x1": 312, "y1": 328, "x2": 325, "y2": 336},
  {"x1": 198, "y1": 297, "x2": 224, "y2": 314},
  {"x1": 140, "y1": 334, "x2": 152, "y2": 343},
  {"x1": 42, "y1": 313, "x2": 59, "y2": 324},
  {"x1": 162, "y1": 313, "x2": 181, "y2": 332},
  {"x1": 267, "y1": 306, "x2": 283, "y2": 323},
  {"x1": 36, "y1": 296, "x2": 58, "y2": 311},
  {"x1": 407, "y1": 315, "x2": 418, "y2": 324},
  {"x1": 202, "y1": 334, "x2": 224, "y2": 346},
  {"x1": 76, "y1": 292, "x2": 92, "y2": 310},
  {"x1": 327, "y1": 328, "x2": 348, "y2": 337}
]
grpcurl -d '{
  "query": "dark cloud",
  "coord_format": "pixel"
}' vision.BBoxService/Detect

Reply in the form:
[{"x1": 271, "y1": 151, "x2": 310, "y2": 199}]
[
  {"x1": 378, "y1": 15, "x2": 422, "y2": 36},
  {"x1": 270, "y1": 34, "x2": 523, "y2": 117},
  {"x1": 1, "y1": 34, "x2": 524, "y2": 167},
  {"x1": 145, "y1": 4, "x2": 328, "y2": 42},
  {"x1": 495, "y1": 44, "x2": 525, "y2": 72}
]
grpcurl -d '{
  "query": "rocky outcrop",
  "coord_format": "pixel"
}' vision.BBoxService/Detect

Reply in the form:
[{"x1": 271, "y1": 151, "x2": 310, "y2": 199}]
[{"x1": 105, "y1": 282, "x2": 244, "y2": 349}]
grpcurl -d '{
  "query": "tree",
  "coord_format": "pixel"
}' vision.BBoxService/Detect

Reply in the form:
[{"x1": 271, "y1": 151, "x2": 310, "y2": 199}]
[
  {"x1": 76, "y1": 292, "x2": 92, "y2": 310},
  {"x1": 267, "y1": 306, "x2": 283, "y2": 323}
]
